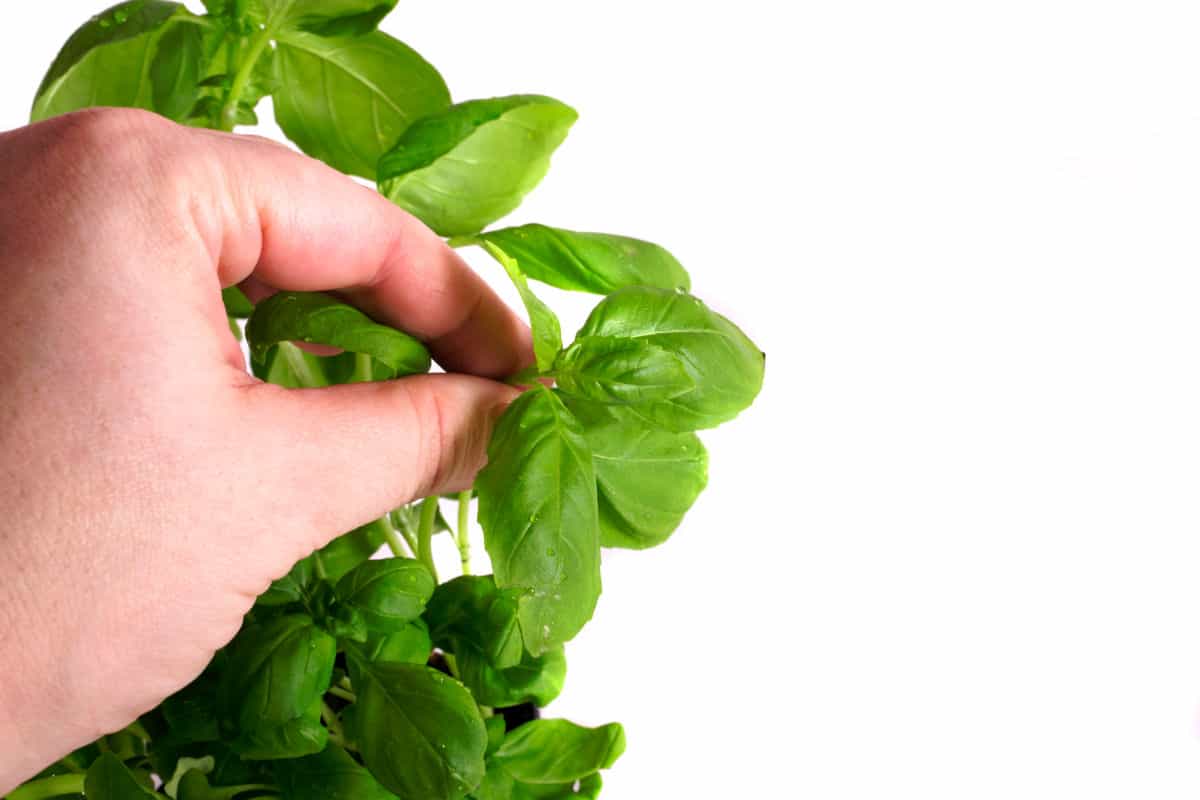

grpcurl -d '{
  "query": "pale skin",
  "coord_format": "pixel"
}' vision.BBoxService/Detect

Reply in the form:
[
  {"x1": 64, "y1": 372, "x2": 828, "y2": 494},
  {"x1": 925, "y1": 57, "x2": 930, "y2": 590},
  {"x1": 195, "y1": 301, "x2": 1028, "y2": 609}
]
[{"x1": 0, "y1": 108, "x2": 532, "y2": 792}]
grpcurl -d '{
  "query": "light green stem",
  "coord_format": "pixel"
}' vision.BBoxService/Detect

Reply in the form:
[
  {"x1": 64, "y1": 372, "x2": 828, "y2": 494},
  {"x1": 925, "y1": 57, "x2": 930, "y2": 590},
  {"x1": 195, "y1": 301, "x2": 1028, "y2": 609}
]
[
  {"x1": 456, "y1": 491, "x2": 472, "y2": 575},
  {"x1": 220, "y1": 26, "x2": 273, "y2": 131},
  {"x1": 504, "y1": 367, "x2": 544, "y2": 387},
  {"x1": 352, "y1": 352, "x2": 373, "y2": 383},
  {"x1": 328, "y1": 685, "x2": 357, "y2": 703},
  {"x1": 321, "y1": 700, "x2": 344, "y2": 740},
  {"x1": 382, "y1": 519, "x2": 411, "y2": 558},
  {"x1": 417, "y1": 497, "x2": 439, "y2": 582},
  {"x1": 279, "y1": 342, "x2": 326, "y2": 388},
  {"x1": 7, "y1": 774, "x2": 86, "y2": 800}
]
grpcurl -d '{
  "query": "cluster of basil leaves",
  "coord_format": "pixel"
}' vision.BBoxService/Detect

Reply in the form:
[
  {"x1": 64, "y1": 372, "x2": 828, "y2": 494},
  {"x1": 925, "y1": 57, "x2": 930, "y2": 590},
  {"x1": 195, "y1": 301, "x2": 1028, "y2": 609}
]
[{"x1": 12, "y1": 1, "x2": 765, "y2": 799}]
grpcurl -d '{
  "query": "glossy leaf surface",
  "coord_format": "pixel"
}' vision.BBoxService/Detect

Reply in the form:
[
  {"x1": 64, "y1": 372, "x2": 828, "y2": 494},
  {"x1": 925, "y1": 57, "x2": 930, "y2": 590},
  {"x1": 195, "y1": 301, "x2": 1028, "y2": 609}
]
[
  {"x1": 476, "y1": 387, "x2": 600, "y2": 655},
  {"x1": 335, "y1": 557, "x2": 435, "y2": 632},
  {"x1": 468, "y1": 225, "x2": 690, "y2": 295},
  {"x1": 378, "y1": 95, "x2": 577, "y2": 237},
  {"x1": 273, "y1": 31, "x2": 449, "y2": 178},
  {"x1": 554, "y1": 336, "x2": 693, "y2": 406},
  {"x1": 493, "y1": 721, "x2": 625, "y2": 784},
  {"x1": 576, "y1": 288, "x2": 764, "y2": 431}
]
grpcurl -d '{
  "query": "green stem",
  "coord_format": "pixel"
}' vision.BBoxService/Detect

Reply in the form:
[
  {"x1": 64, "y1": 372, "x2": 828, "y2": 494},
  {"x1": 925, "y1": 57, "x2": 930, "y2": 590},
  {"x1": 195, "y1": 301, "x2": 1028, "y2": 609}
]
[
  {"x1": 352, "y1": 352, "x2": 373, "y2": 383},
  {"x1": 382, "y1": 518, "x2": 411, "y2": 558},
  {"x1": 328, "y1": 685, "x2": 357, "y2": 703},
  {"x1": 456, "y1": 491, "x2": 472, "y2": 575},
  {"x1": 7, "y1": 774, "x2": 86, "y2": 800},
  {"x1": 321, "y1": 700, "x2": 344, "y2": 740},
  {"x1": 504, "y1": 367, "x2": 544, "y2": 387},
  {"x1": 417, "y1": 497, "x2": 439, "y2": 582},
  {"x1": 279, "y1": 342, "x2": 327, "y2": 388},
  {"x1": 220, "y1": 26, "x2": 272, "y2": 131}
]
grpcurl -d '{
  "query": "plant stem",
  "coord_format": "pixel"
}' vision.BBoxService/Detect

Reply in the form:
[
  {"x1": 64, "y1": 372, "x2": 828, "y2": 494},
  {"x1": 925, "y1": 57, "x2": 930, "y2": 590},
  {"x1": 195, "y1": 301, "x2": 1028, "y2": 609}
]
[
  {"x1": 382, "y1": 517, "x2": 411, "y2": 558},
  {"x1": 417, "y1": 497, "x2": 439, "y2": 581},
  {"x1": 6, "y1": 774, "x2": 86, "y2": 800},
  {"x1": 321, "y1": 700, "x2": 344, "y2": 741},
  {"x1": 328, "y1": 685, "x2": 357, "y2": 703},
  {"x1": 219, "y1": 25, "x2": 272, "y2": 131},
  {"x1": 456, "y1": 490, "x2": 472, "y2": 575},
  {"x1": 504, "y1": 367, "x2": 544, "y2": 387},
  {"x1": 352, "y1": 352, "x2": 373, "y2": 383},
  {"x1": 279, "y1": 342, "x2": 326, "y2": 388}
]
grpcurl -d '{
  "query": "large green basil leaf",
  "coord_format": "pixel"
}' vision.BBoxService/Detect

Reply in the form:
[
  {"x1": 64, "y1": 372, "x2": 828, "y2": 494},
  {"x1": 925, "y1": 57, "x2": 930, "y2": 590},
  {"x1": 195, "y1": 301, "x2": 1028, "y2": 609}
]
[
  {"x1": 424, "y1": 575, "x2": 524, "y2": 670},
  {"x1": 569, "y1": 403, "x2": 709, "y2": 549},
  {"x1": 247, "y1": 291, "x2": 431, "y2": 377},
  {"x1": 273, "y1": 743, "x2": 400, "y2": 800},
  {"x1": 273, "y1": 31, "x2": 449, "y2": 178},
  {"x1": 575, "y1": 288, "x2": 765, "y2": 431},
  {"x1": 476, "y1": 386, "x2": 601, "y2": 655},
  {"x1": 221, "y1": 286, "x2": 254, "y2": 318},
  {"x1": 554, "y1": 336, "x2": 693, "y2": 406},
  {"x1": 257, "y1": 553, "x2": 318, "y2": 607},
  {"x1": 335, "y1": 557, "x2": 435, "y2": 632},
  {"x1": 250, "y1": 0, "x2": 397, "y2": 36},
  {"x1": 467, "y1": 225, "x2": 690, "y2": 295},
  {"x1": 363, "y1": 620, "x2": 434, "y2": 665},
  {"x1": 377, "y1": 96, "x2": 577, "y2": 237},
  {"x1": 349, "y1": 660, "x2": 487, "y2": 800},
  {"x1": 149, "y1": 18, "x2": 203, "y2": 120},
  {"x1": 477, "y1": 242, "x2": 561, "y2": 372},
  {"x1": 219, "y1": 614, "x2": 335, "y2": 759},
  {"x1": 492, "y1": 721, "x2": 624, "y2": 784},
  {"x1": 84, "y1": 753, "x2": 158, "y2": 799},
  {"x1": 456, "y1": 646, "x2": 566, "y2": 709},
  {"x1": 31, "y1": 1, "x2": 195, "y2": 121}
]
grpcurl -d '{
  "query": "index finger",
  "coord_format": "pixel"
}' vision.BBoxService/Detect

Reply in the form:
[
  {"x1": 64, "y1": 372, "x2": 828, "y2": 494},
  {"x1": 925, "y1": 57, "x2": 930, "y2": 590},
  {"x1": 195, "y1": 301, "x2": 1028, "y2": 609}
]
[{"x1": 190, "y1": 128, "x2": 533, "y2": 379}]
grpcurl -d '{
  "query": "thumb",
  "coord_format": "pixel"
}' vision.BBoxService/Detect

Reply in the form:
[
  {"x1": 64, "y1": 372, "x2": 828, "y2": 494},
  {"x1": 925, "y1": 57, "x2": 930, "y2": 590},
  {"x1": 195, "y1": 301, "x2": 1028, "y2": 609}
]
[{"x1": 233, "y1": 374, "x2": 517, "y2": 557}]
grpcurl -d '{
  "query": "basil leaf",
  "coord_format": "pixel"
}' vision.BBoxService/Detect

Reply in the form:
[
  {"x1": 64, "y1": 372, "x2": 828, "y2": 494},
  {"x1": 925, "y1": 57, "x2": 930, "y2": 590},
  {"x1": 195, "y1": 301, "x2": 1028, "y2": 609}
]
[
  {"x1": 349, "y1": 661, "x2": 488, "y2": 800},
  {"x1": 467, "y1": 225, "x2": 690, "y2": 295},
  {"x1": 477, "y1": 386, "x2": 601, "y2": 655},
  {"x1": 313, "y1": 519, "x2": 391, "y2": 582},
  {"x1": 273, "y1": 743, "x2": 399, "y2": 800},
  {"x1": 250, "y1": 0, "x2": 397, "y2": 37},
  {"x1": 335, "y1": 557, "x2": 435, "y2": 632},
  {"x1": 85, "y1": 753, "x2": 158, "y2": 799},
  {"x1": 149, "y1": 18, "x2": 203, "y2": 120},
  {"x1": 479, "y1": 241, "x2": 562, "y2": 373},
  {"x1": 161, "y1": 659, "x2": 222, "y2": 744},
  {"x1": 257, "y1": 554, "x2": 317, "y2": 607},
  {"x1": 378, "y1": 95, "x2": 578, "y2": 237},
  {"x1": 575, "y1": 288, "x2": 765, "y2": 431},
  {"x1": 219, "y1": 614, "x2": 335, "y2": 759},
  {"x1": 246, "y1": 291, "x2": 431, "y2": 378},
  {"x1": 31, "y1": 1, "x2": 192, "y2": 121},
  {"x1": 554, "y1": 336, "x2": 693, "y2": 406},
  {"x1": 569, "y1": 403, "x2": 709, "y2": 549},
  {"x1": 363, "y1": 620, "x2": 434, "y2": 665},
  {"x1": 492, "y1": 720, "x2": 625, "y2": 784},
  {"x1": 273, "y1": 31, "x2": 450, "y2": 179},
  {"x1": 425, "y1": 575, "x2": 524, "y2": 670},
  {"x1": 221, "y1": 286, "x2": 254, "y2": 318},
  {"x1": 456, "y1": 646, "x2": 566, "y2": 709},
  {"x1": 473, "y1": 769, "x2": 515, "y2": 800}
]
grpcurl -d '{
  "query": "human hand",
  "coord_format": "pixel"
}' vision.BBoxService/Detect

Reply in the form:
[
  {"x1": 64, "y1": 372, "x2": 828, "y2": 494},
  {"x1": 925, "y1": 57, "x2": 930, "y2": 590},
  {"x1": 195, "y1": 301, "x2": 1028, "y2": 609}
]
[{"x1": 0, "y1": 108, "x2": 530, "y2": 790}]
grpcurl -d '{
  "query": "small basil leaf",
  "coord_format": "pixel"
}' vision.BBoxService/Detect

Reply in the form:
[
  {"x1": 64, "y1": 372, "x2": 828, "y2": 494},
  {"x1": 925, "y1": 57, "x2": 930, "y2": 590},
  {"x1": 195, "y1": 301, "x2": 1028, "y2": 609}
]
[
  {"x1": 272, "y1": 743, "x2": 399, "y2": 800},
  {"x1": 31, "y1": 1, "x2": 186, "y2": 121},
  {"x1": 378, "y1": 95, "x2": 577, "y2": 237},
  {"x1": 467, "y1": 225, "x2": 690, "y2": 295},
  {"x1": 473, "y1": 768, "x2": 516, "y2": 800},
  {"x1": 221, "y1": 286, "x2": 254, "y2": 318},
  {"x1": 246, "y1": 291, "x2": 431, "y2": 377},
  {"x1": 554, "y1": 336, "x2": 694, "y2": 406},
  {"x1": 363, "y1": 620, "x2": 434, "y2": 665},
  {"x1": 313, "y1": 519, "x2": 391, "y2": 583},
  {"x1": 273, "y1": 31, "x2": 449, "y2": 179},
  {"x1": 218, "y1": 614, "x2": 335, "y2": 759},
  {"x1": 477, "y1": 386, "x2": 601, "y2": 655},
  {"x1": 334, "y1": 557, "x2": 435, "y2": 632},
  {"x1": 457, "y1": 646, "x2": 566, "y2": 709},
  {"x1": 85, "y1": 753, "x2": 158, "y2": 799},
  {"x1": 570, "y1": 403, "x2": 709, "y2": 549},
  {"x1": 249, "y1": 0, "x2": 397, "y2": 36},
  {"x1": 492, "y1": 720, "x2": 625, "y2": 784},
  {"x1": 257, "y1": 554, "x2": 317, "y2": 607},
  {"x1": 349, "y1": 661, "x2": 488, "y2": 800},
  {"x1": 149, "y1": 18, "x2": 202, "y2": 120},
  {"x1": 424, "y1": 575, "x2": 523, "y2": 670},
  {"x1": 575, "y1": 288, "x2": 765, "y2": 431}
]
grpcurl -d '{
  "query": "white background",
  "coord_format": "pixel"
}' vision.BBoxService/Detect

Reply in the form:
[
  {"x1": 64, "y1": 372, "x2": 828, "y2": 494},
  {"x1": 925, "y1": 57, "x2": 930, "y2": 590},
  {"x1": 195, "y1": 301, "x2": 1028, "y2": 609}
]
[{"x1": 4, "y1": 1, "x2": 1200, "y2": 797}]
